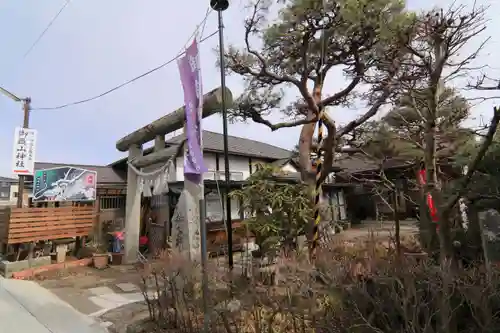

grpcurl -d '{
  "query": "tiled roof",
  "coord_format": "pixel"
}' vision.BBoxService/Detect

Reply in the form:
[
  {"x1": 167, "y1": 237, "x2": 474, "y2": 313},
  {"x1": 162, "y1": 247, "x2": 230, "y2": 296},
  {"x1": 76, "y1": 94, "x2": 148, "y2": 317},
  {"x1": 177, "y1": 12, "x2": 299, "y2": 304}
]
[
  {"x1": 0, "y1": 176, "x2": 17, "y2": 183},
  {"x1": 334, "y1": 155, "x2": 414, "y2": 174},
  {"x1": 31, "y1": 162, "x2": 126, "y2": 184},
  {"x1": 270, "y1": 157, "x2": 299, "y2": 168},
  {"x1": 167, "y1": 131, "x2": 292, "y2": 159},
  {"x1": 109, "y1": 130, "x2": 293, "y2": 167}
]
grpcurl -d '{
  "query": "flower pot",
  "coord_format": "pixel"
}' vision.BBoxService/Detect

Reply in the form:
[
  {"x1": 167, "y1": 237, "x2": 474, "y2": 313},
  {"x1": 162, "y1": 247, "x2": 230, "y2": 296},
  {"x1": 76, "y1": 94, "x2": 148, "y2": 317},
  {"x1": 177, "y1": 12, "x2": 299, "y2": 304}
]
[
  {"x1": 252, "y1": 250, "x2": 263, "y2": 258},
  {"x1": 93, "y1": 253, "x2": 109, "y2": 269},
  {"x1": 111, "y1": 252, "x2": 123, "y2": 265}
]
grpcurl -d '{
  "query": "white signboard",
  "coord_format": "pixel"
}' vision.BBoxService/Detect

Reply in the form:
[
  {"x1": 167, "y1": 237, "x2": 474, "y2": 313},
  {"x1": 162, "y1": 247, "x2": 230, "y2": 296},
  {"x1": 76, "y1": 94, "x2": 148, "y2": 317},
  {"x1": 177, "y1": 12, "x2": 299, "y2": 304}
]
[{"x1": 12, "y1": 127, "x2": 37, "y2": 176}]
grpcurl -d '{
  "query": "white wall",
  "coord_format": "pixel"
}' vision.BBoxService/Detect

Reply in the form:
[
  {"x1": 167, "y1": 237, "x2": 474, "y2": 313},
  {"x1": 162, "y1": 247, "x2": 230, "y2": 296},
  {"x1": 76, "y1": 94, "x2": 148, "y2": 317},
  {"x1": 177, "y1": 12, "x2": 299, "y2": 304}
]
[
  {"x1": 168, "y1": 151, "x2": 349, "y2": 223},
  {"x1": 204, "y1": 152, "x2": 218, "y2": 175},
  {"x1": 281, "y1": 162, "x2": 298, "y2": 173},
  {"x1": 175, "y1": 152, "x2": 218, "y2": 181},
  {"x1": 217, "y1": 154, "x2": 251, "y2": 179},
  {"x1": 9, "y1": 184, "x2": 18, "y2": 203},
  {"x1": 174, "y1": 152, "x2": 271, "y2": 181}
]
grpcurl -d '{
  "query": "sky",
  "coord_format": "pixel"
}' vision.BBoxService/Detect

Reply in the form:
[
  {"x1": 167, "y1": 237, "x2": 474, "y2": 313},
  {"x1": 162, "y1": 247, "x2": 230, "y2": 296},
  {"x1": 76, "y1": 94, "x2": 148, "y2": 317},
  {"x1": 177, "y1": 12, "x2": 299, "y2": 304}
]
[{"x1": 0, "y1": 0, "x2": 498, "y2": 178}]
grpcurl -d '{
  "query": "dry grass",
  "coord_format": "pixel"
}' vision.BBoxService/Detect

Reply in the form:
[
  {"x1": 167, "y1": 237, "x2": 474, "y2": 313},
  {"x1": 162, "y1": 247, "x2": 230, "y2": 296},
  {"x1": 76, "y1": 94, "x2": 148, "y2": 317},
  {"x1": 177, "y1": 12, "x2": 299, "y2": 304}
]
[{"x1": 136, "y1": 237, "x2": 500, "y2": 333}]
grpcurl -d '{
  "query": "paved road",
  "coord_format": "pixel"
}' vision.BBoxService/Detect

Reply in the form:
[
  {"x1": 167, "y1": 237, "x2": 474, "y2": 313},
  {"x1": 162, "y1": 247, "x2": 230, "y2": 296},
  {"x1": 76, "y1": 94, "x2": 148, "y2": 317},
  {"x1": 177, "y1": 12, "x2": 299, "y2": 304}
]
[{"x1": 0, "y1": 277, "x2": 108, "y2": 333}]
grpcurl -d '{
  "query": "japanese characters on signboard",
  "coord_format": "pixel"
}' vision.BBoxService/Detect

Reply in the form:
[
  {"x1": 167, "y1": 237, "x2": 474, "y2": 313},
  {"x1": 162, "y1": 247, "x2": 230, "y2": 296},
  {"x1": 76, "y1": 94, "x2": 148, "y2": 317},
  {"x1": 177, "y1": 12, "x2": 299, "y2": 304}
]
[{"x1": 11, "y1": 127, "x2": 37, "y2": 176}]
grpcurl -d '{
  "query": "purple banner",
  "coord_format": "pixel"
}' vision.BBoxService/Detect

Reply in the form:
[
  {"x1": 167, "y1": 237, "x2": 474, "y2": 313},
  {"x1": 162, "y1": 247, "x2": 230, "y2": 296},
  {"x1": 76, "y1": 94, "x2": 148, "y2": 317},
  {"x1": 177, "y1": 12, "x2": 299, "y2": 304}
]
[{"x1": 178, "y1": 39, "x2": 207, "y2": 175}]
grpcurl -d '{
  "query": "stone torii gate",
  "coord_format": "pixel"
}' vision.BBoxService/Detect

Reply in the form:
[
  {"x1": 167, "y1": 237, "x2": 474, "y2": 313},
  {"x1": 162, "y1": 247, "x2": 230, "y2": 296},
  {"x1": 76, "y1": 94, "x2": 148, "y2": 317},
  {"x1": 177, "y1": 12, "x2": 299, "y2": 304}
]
[{"x1": 115, "y1": 86, "x2": 233, "y2": 264}]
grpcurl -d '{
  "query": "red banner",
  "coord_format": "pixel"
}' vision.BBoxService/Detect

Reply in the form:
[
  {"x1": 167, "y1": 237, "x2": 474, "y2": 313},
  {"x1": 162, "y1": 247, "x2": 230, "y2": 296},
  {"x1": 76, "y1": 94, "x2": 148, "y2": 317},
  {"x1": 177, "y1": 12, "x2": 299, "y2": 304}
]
[{"x1": 418, "y1": 169, "x2": 439, "y2": 229}]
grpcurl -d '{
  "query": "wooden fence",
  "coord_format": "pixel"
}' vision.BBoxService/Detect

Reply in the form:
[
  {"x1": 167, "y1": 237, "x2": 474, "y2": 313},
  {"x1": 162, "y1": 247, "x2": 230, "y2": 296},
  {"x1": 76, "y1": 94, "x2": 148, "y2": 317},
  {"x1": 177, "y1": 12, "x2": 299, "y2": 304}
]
[
  {"x1": 0, "y1": 206, "x2": 97, "y2": 244},
  {"x1": 0, "y1": 207, "x2": 9, "y2": 243}
]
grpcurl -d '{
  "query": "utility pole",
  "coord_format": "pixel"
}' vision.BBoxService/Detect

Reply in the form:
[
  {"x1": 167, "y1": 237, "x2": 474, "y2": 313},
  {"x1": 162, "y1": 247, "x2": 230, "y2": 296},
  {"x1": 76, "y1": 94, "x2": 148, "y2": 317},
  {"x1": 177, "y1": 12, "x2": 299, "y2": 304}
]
[
  {"x1": 0, "y1": 87, "x2": 31, "y2": 208},
  {"x1": 211, "y1": 0, "x2": 232, "y2": 271},
  {"x1": 17, "y1": 98, "x2": 31, "y2": 208}
]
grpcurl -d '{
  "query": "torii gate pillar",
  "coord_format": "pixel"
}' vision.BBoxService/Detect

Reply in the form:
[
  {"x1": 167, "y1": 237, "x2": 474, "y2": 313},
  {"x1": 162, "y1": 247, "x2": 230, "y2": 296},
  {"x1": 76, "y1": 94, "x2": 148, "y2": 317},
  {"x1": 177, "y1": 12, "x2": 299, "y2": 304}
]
[{"x1": 124, "y1": 144, "x2": 142, "y2": 264}]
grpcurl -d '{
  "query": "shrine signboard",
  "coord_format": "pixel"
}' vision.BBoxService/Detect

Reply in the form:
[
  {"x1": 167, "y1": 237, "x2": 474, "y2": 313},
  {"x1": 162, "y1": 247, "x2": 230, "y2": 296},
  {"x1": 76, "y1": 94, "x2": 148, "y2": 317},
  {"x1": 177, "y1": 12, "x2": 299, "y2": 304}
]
[
  {"x1": 33, "y1": 166, "x2": 97, "y2": 202},
  {"x1": 11, "y1": 127, "x2": 37, "y2": 176}
]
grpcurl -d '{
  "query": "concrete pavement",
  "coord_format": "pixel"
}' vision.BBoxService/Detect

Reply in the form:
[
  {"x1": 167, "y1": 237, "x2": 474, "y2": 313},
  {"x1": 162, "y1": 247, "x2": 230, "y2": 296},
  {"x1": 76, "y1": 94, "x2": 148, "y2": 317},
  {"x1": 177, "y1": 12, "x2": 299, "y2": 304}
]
[{"x1": 0, "y1": 277, "x2": 108, "y2": 333}]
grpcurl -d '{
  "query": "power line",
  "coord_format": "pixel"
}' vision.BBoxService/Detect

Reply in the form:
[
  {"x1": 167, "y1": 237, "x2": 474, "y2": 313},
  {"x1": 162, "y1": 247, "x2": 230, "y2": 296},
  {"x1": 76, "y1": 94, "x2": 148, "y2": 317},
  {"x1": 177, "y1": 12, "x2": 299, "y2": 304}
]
[
  {"x1": 23, "y1": 0, "x2": 71, "y2": 59},
  {"x1": 199, "y1": 7, "x2": 211, "y2": 40},
  {"x1": 32, "y1": 31, "x2": 217, "y2": 111},
  {"x1": 33, "y1": 8, "x2": 215, "y2": 111}
]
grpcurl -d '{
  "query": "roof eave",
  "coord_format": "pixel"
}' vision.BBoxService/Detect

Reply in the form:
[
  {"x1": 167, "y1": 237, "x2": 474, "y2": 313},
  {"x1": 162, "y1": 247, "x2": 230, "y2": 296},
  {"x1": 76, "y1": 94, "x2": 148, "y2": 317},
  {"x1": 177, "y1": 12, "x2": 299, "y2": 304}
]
[{"x1": 109, "y1": 148, "x2": 290, "y2": 168}]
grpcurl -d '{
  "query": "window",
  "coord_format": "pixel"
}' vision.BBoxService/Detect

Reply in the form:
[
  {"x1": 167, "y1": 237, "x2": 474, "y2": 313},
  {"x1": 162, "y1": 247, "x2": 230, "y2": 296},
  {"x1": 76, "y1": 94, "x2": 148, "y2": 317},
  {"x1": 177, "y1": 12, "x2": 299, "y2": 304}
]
[
  {"x1": 206, "y1": 194, "x2": 223, "y2": 222},
  {"x1": 151, "y1": 194, "x2": 168, "y2": 208},
  {"x1": 99, "y1": 195, "x2": 126, "y2": 210},
  {"x1": 208, "y1": 171, "x2": 244, "y2": 181},
  {"x1": 204, "y1": 171, "x2": 216, "y2": 180},
  {"x1": 330, "y1": 190, "x2": 347, "y2": 221},
  {"x1": 394, "y1": 179, "x2": 406, "y2": 212},
  {"x1": 230, "y1": 172, "x2": 244, "y2": 181},
  {"x1": 13, "y1": 192, "x2": 18, "y2": 198},
  {"x1": 205, "y1": 192, "x2": 240, "y2": 222},
  {"x1": 224, "y1": 197, "x2": 241, "y2": 220},
  {"x1": 324, "y1": 173, "x2": 336, "y2": 184},
  {"x1": 0, "y1": 192, "x2": 8, "y2": 199}
]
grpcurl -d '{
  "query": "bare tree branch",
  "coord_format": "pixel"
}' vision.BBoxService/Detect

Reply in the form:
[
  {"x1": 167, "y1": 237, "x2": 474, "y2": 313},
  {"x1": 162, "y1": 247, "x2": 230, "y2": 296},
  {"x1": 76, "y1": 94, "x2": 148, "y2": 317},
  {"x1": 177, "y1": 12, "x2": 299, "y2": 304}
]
[
  {"x1": 249, "y1": 113, "x2": 317, "y2": 131},
  {"x1": 336, "y1": 88, "x2": 392, "y2": 139},
  {"x1": 468, "y1": 73, "x2": 500, "y2": 91}
]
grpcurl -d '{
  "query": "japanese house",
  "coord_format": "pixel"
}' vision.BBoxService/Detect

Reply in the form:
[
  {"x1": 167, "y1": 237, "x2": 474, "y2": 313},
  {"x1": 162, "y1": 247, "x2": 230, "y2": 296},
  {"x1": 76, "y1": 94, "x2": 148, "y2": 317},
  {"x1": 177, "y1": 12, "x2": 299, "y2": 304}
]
[
  {"x1": 335, "y1": 155, "x2": 461, "y2": 222},
  {"x1": 28, "y1": 130, "x2": 350, "y2": 253},
  {"x1": 109, "y1": 130, "x2": 349, "y2": 252},
  {"x1": 0, "y1": 177, "x2": 18, "y2": 207}
]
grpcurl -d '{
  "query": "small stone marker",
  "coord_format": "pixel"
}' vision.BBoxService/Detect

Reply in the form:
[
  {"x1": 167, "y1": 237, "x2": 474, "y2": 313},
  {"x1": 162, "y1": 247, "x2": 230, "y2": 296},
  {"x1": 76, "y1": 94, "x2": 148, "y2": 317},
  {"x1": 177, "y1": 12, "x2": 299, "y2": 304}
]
[
  {"x1": 171, "y1": 187, "x2": 201, "y2": 261},
  {"x1": 479, "y1": 209, "x2": 500, "y2": 261},
  {"x1": 88, "y1": 286, "x2": 115, "y2": 296},
  {"x1": 115, "y1": 283, "x2": 139, "y2": 293},
  {"x1": 100, "y1": 321, "x2": 113, "y2": 328}
]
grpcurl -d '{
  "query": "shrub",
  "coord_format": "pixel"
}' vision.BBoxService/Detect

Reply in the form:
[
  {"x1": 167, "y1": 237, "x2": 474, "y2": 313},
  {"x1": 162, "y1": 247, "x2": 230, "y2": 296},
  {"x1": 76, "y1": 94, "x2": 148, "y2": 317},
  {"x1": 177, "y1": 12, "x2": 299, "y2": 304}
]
[
  {"x1": 138, "y1": 243, "x2": 500, "y2": 333},
  {"x1": 230, "y1": 164, "x2": 312, "y2": 257}
]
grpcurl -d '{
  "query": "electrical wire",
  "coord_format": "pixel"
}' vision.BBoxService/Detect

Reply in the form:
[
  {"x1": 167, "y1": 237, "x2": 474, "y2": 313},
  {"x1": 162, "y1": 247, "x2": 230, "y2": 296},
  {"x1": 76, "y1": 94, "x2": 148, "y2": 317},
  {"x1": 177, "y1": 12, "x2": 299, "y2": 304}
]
[
  {"x1": 199, "y1": 7, "x2": 211, "y2": 41},
  {"x1": 168, "y1": 6, "x2": 212, "y2": 139},
  {"x1": 23, "y1": 0, "x2": 71, "y2": 59},
  {"x1": 32, "y1": 7, "x2": 215, "y2": 111}
]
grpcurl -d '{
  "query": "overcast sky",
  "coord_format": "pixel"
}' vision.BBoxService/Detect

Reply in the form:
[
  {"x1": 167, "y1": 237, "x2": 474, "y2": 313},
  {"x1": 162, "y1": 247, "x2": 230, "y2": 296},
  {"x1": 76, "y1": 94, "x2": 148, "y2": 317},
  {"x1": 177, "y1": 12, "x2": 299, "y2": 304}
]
[{"x1": 0, "y1": 0, "x2": 498, "y2": 178}]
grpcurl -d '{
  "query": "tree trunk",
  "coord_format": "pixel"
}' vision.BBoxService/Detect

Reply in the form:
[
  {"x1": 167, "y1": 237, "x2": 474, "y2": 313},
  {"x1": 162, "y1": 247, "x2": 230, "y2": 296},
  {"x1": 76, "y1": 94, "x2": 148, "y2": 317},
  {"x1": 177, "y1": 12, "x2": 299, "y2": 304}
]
[
  {"x1": 415, "y1": 169, "x2": 438, "y2": 254},
  {"x1": 423, "y1": 103, "x2": 457, "y2": 333},
  {"x1": 423, "y1": 122, "x2": 454, "y2": 262},
  {"x1": 297, "y1": 85, "x2": 324, "y2": 253},
  {"x1": 298, "y1": 109, "x2": 316, "y2": 184},
  {"x1": 393, "y1": 190, "x2": 401, "y2": 257}
]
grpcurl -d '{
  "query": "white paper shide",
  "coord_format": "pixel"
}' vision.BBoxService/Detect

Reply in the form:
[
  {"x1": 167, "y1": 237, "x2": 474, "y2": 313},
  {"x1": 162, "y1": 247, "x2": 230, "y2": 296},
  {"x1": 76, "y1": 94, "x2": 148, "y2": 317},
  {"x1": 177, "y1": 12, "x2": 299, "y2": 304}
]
[{"x1": 12, "y1": 127, "x2": 37, "y2": 176}]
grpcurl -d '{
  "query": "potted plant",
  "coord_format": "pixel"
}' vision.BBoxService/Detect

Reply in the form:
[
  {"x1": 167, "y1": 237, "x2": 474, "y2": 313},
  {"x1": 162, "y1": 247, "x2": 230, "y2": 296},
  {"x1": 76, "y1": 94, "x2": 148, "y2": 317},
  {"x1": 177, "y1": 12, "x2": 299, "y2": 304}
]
[
  {"x1": 92, "y1": 245, "x2": 109, "y2": 269},
  {"x1": 87, "y1": 237, "x2": 109, "y2": 269}
]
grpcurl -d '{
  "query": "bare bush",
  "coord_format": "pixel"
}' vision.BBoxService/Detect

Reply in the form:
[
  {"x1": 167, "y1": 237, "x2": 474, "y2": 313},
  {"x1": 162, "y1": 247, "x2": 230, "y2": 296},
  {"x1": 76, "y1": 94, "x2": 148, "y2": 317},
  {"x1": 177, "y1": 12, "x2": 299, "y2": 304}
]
[{"x1": 137, "y1": 243, "x2": 500, "y2": 333}]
